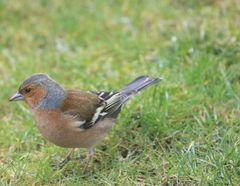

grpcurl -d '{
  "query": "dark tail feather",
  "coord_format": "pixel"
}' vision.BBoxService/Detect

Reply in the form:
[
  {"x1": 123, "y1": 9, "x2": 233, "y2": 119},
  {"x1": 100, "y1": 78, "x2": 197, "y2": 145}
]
[
  {"x1": 98, "y1": 75, "x2": 162, "y2": 119},
  {"x1": 119, "y1": 75, "x2": 163, "y2": 100}
]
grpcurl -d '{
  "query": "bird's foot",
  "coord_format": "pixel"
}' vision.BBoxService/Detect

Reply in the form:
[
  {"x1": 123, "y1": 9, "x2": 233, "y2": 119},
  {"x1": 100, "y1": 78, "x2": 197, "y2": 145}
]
[{"x1": 58, "y1": 155, "x2": 72, "y2": 169}]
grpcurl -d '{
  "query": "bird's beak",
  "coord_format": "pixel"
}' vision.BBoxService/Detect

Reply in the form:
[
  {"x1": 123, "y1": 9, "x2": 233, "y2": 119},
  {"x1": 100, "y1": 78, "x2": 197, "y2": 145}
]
[{"x1": 9, "y1": 91, "x2": 24, "y2": 101}]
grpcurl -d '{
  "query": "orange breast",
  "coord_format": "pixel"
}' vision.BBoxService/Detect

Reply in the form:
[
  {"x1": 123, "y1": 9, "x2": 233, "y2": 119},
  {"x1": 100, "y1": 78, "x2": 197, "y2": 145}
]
[
  {"x1": 33, "y1": 109, "x2": 73, "y2": 147},
  {"x1": 33, "y1": 109, "x2": 115, "y2": 148}
]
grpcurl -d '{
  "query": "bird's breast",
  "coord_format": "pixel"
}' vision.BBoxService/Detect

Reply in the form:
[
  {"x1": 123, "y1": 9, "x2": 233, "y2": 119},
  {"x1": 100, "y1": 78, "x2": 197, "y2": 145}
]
[
  {"x1": 33, "y1": 109, "x2": 115, "y2": 148},
  {"x1": 33, "y1": 109, "x2": 73, "y2": 147}
]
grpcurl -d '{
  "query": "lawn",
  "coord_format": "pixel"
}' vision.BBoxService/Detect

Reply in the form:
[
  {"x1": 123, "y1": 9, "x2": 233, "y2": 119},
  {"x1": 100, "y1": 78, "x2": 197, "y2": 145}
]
[{"x1": 0, "y1": 0, "x2": 240, "y2": 185}]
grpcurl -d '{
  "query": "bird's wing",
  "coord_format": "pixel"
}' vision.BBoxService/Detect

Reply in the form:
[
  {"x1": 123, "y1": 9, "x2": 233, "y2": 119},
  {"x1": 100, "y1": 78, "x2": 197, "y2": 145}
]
[
  {"x1": 60, "y1": 90, "x2": 103, "y2": 128},
  {"x1": 61, "y1": 76, "x2": 162, "y2": 130},
  {"x1": 91, "y1": 91, "x2": 123, "y2": 118},
  {"x1": 60, "y1": 90, "x2": 123, "y2": 129}
]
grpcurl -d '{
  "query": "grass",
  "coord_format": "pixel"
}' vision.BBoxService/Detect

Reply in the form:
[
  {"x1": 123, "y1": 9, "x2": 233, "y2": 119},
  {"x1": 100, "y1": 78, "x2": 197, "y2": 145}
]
[{"x1": 0, "y1": 0, "x2": 240, "y2": 185}]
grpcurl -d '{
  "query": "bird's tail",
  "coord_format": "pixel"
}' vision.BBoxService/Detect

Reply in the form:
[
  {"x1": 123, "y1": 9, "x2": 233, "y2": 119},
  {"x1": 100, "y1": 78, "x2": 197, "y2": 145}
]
[
  {"x1": 98, "y1": 75, "x2": 162, "y2": 119},
  {"x1": 119, "y1": 75, "x2": 163, "y2": 103},
  {"x1": 120, "y1": 75, "x2": 162, "y2": 96}
]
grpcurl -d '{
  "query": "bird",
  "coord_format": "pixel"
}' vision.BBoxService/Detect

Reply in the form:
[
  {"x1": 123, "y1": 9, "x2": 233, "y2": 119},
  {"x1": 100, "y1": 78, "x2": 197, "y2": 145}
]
[{"x1": 9, "y1": 73, "x2": 163, "y2": 168}]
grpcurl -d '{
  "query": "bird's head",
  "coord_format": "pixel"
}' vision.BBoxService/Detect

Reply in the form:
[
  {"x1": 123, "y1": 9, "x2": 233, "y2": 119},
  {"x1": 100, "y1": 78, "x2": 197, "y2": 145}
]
[{"x1": 9, "y1": 73, "x2": 65, "y2": 109}]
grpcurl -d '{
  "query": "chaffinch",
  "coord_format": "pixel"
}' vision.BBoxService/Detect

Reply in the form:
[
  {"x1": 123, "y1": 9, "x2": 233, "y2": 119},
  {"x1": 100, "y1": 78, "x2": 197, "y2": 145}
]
[{"x1": 9, "y1": 74, "x2": 162, "y2": 168}]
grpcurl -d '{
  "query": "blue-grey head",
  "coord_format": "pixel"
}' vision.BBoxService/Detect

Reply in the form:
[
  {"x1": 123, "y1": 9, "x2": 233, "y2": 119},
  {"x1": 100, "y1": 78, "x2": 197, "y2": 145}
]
[{"x1": 9, "y1": 73, "x2": 66, "y2": 109}]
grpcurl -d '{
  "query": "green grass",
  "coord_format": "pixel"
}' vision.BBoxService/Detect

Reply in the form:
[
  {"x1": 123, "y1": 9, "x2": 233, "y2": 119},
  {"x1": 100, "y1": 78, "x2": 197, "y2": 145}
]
[{"x1": 0, "y1": 0, "x2": 240, "y2": 185}]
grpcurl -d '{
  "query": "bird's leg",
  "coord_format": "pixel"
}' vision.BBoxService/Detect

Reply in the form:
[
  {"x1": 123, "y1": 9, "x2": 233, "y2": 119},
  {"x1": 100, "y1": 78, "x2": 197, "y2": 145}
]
[
  {"x1": 83, "y1": 147, "x2": 95, "y2": 171},
  {"x1": 59, "y1": 148, "x2": 75, "y2": 168}
]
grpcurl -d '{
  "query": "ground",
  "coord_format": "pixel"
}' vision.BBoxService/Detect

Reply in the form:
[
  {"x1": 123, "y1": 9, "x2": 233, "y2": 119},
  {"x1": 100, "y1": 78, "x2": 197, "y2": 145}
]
[{"x1": 0, "y1": 0, "x2": 240, "y2": 185}]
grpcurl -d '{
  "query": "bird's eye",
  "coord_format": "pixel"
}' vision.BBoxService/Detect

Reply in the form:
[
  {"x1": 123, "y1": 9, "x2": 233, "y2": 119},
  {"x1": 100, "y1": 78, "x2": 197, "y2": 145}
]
[{"x1": 25, "y1": 88, "x2": 32, "y2": 93}]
